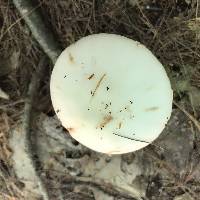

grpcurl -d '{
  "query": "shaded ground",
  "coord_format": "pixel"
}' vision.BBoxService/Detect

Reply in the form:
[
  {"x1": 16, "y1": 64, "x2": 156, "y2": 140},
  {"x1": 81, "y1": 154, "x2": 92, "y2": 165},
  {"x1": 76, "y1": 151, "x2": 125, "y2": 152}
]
[{"x1": 0, "y1": 0, "x2": 200, "y2": 199}]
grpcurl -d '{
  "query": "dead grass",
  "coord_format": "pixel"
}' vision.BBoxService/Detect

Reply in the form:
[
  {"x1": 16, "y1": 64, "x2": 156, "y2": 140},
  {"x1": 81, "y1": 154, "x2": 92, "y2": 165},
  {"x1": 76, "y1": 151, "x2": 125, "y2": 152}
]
[{"x1": 0, "y1": 0, "x2": 200, "y2": 199}]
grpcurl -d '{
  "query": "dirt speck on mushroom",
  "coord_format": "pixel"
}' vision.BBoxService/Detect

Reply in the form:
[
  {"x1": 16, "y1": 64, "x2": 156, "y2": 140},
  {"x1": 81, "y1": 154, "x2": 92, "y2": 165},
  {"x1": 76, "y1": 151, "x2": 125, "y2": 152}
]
[
  {"x1": 56, "y1": 109, "x2": 60, "y2": 113},
  {"x1": 118, "y1": 122, "x2": 122, "y2": 129},
  {"x1": 92, "y1": 73, "x2": 106, "y2": 97},
  {"x1": 67, "y1": 127, "x2": 75, "y2": 133},
  {"x1": 88, "y1": 73, "x2": 95, "y2": 80},
  {"x1": 97, "y1": 115, "x2": 113, "y2": 129},
  {"x1": 68, "y1": 53, "x2": 74, "y2": 63},
  {"x1": 145, "y1": 107, "x2": 159, "y2": 112}
]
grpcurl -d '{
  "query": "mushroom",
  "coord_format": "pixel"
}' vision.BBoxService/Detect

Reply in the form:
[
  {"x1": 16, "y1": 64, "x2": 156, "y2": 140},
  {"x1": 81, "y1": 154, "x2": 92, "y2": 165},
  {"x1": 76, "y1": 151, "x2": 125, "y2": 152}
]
[{"x1": 50, "y1": 33, "x2": 173, "y2": 154}]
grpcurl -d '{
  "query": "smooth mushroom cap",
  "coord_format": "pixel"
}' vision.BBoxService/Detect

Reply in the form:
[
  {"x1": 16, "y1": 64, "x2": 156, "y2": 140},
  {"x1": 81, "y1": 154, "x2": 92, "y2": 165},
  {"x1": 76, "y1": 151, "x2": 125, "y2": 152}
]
[{"x1": 50, "y1": 33, "x2": 173, "y2": 154}]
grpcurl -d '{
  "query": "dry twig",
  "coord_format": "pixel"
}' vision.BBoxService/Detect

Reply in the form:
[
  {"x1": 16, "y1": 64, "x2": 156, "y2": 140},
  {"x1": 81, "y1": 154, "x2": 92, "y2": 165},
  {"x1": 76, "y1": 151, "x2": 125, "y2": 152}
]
[
  {"x1": 23, "y1": 57, "x2": 50, "y2": 200},
  {"x1": 12, "y1": 0, "x2": 62, "y2": 63},
  {"x1": 10, "y1": 57, "x2": 50, "y2": 200},
  {"x1": 62, "y1": 176, "x2": 145, "y2": 200},
  {"x1": 173, "y1": 101, "x2": 200, "y2": 132}
]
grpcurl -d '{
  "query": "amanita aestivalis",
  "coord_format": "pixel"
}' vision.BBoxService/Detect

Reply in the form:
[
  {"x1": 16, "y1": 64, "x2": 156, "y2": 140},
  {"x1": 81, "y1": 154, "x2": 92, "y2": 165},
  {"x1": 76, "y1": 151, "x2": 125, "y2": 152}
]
[{"x1": 50, "y1": 33, "x2": 173, "y2": 154}]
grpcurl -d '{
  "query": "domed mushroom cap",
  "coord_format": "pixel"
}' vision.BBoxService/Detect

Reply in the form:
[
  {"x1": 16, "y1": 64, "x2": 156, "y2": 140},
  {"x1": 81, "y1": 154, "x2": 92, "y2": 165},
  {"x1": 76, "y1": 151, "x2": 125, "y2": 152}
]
[{"x1": 50, "y1": 33, "x2": 173, "y2": 154}]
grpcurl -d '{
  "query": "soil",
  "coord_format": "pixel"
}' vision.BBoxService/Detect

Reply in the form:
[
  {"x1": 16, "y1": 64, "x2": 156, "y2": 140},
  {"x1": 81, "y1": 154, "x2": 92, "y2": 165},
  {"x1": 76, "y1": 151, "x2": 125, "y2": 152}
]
[{"x1": 0, "y1": 0, "x2": 200, "y2": 200}]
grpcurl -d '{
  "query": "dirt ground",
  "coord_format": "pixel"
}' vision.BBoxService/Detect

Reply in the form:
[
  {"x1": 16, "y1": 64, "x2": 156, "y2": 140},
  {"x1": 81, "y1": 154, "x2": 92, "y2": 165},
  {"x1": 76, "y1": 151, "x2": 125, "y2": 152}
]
[{"x1": 0, "y1": 0, "x2": 200, "y2": 200}]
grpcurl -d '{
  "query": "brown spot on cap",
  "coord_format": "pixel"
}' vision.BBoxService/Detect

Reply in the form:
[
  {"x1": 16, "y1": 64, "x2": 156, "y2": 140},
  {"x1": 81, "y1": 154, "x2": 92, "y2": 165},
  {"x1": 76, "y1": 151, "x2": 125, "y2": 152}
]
[
  {"x1": 106, "y1": 150, "x2": 121, "y2": 154},
  {"x1": 97, "y1": 115, "x2": 113, "y2": 129},
  {"x1": 118, "y1": 122, "x2": 122, "y2": 129},
  {"x1": 69, "y1": 53, "x2": 74, "y2": 63},
  {"x1": 145, "y1": 107, "x2": 159, "y2": 112},
  {"x1": 67, "y1": 127, "x2": 75, "y2": 133}
]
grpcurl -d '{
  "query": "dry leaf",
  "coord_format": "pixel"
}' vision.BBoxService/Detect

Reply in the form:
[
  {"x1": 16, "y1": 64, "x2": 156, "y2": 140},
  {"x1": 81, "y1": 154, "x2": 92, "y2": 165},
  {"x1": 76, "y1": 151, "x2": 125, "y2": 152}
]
[
  {"x1": 0, "y1": 88, "x2": 9, "y2": 100},
  {"x1": 0, "y1": 50, "x2": 20, "y2": 77}
]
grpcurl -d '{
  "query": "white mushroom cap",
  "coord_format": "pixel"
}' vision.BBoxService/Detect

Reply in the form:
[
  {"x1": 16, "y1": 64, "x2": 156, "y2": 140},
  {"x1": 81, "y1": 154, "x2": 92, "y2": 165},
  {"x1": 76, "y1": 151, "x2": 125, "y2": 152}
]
[{"x1": 50, "y1": 33, "x2": 173, "y2": 154}]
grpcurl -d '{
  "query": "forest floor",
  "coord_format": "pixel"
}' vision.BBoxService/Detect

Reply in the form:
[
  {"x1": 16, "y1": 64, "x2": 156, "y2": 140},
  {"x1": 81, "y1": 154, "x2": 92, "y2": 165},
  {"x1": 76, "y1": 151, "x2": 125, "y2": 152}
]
[{"x1": 0, "y1": 0, "x2": 200, "y2": 200}]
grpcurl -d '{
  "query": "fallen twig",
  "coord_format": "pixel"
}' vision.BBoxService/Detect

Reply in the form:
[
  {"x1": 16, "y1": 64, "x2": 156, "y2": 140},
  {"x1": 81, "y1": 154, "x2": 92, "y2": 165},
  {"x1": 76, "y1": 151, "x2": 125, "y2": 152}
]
[
  {"x1": 0, "y1": 2, "x2": 41, "y2": 42},
  {"x1": 23, "y1": 57, "x2": 50, "y2": 200},
  {"x1": 10, "y1": 57, "x2": 50, "y2": 200},
  {"x1": 173, "y1": 100, "x2": 200, "y2": 132},
  {"x1": 63, "y1": 176, "x2": 145, "y2": 200},
  {"x1": 12, "y1": 0, "x2": 62, "y2": 63},
  {"x1": 0, "y1": 99, "x2": 24, "y2": 110}
]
